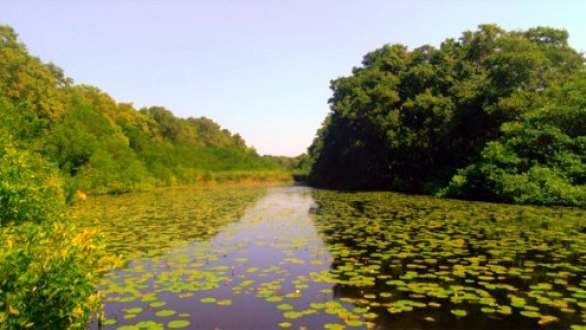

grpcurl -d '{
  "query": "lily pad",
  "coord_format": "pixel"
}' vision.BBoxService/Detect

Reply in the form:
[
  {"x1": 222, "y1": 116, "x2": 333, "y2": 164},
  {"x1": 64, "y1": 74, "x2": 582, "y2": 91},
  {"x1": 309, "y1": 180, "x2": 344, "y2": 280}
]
[
  {"x1": 167, "y1": 320, "x2": 191, "y2": 329},
  {"x1": 155, "y1": 309, "x2": 176, "y2": 317},
  {"x1": 451, "y1": 309, "x2": 467, "y2": 317},
  {"x1": 277, "y1": 304, "x2": 294, "y2": 311},
  {"x1": 200, "y1": 297, "x2": 217, "y2": 304}
]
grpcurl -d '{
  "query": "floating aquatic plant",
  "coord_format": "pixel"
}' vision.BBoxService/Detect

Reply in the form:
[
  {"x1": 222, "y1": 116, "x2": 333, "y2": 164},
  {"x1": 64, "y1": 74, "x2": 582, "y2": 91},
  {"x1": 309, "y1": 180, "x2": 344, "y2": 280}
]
[
  {"x1": 167, "y1": 320, "x2": 191, "y2": 329},
  {"x1": 74, "y1": 186, "x2": 585, "y2": 329}
]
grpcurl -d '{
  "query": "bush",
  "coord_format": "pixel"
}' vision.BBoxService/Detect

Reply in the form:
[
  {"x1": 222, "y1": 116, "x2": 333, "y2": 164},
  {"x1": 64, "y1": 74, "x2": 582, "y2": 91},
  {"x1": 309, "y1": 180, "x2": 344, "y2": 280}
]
[
  {"x1": 0, "y1": 222, "x2": 117, "y2": 329},
  {"x1": 0, "y1": 136, "x2": 119, "y2": 329},
  {"x1": 440, "y1": 159, "x2": 586, "y2": 206},
  {"x1": 0, "y1": 137, "x2": 64, "y2": 226},
  {"x1": 440, "y1": 77, "x2": 586, "y2": 206}
]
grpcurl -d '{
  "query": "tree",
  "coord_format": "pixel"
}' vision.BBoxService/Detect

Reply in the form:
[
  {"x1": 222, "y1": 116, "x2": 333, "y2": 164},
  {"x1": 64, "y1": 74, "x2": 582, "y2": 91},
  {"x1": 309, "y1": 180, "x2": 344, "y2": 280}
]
[
  {"x1": 441, "y1": 74, "x2": 586, "y2": 206},
  {"x1": 307, "y1": 25, "x2": 585, "y2": 206}
]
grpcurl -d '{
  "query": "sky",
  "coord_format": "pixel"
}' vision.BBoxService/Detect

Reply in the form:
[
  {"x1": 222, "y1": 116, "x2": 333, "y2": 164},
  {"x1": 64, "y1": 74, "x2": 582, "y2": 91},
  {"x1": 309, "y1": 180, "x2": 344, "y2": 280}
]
[{"x1": 2, "y1": 1, "x2": 586, "y2": 156}]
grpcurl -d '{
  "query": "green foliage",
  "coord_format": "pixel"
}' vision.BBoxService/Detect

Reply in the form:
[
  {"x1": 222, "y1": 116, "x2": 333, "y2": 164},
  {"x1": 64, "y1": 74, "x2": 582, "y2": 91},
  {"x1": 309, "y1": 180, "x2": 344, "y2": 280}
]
[
  {"x1": 0, "y1": 26, "x2": 68, "y2": 122},
  {"x1": 0, "y1": 136, "x2": 64, "y2": 225},
  {"x1": 0, "y1": 137, "x2": 117, "y2": 329},
  {"x1": 0, "y1": 24, "x2": 291, "y2": 197},
  {"x1": 441, "y1": 76, "x2": 586, "y2": 206},
  {"x1": 0, "y1": 222, "x2": 115, "y2": 329},
  {"x1": 307, "y1": 24, "x2": 585, "y2": 206}
]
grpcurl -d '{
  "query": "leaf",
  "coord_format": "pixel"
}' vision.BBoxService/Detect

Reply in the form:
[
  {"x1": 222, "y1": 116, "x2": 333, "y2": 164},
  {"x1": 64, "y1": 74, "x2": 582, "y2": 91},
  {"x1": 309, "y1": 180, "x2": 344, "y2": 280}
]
[
  {"x1": 200, "y1": 297, "x2": 217, "y2": 304},
  {"x1": 167, "y1": 320, "x2": 191, "y2": 329},
  {"x1": 155, "y1": 309, "x2": 176, "y2": 317},
  {"x1": 451, "y1": 309, "x2": 467, "y2": 317},
  {"x1": 277, "y1": 304, "x2": 294, "y2": 311}
]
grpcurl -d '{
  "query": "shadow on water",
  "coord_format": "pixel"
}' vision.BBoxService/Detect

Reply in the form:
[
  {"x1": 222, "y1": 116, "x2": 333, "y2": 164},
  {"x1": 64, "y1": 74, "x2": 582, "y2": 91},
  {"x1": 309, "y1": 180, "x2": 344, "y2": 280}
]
[
  {"x1": 73, "y1": 185, "x2": 585, "y2": 329},
  {"x1": 311, "y1": 190, "x2": 586, "y2": 330}
]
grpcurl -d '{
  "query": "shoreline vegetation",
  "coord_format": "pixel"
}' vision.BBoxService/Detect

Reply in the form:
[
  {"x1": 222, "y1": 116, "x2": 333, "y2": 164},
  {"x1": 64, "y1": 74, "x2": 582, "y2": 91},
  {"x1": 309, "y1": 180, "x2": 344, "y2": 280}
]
[
  {"x1": 80, "y1": 170, "x2": 294, "y2": 196},
  {"x1": 0, "y1": 24, "x2": 297, "y2": 201},
  {"x1": 303, "y1": 25, "x2": 586, "y2": 208}
]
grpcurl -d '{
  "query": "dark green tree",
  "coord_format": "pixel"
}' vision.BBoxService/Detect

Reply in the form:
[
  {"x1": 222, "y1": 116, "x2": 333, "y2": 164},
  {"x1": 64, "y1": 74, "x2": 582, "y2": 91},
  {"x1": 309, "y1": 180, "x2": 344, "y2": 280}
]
[{"x1": 307, "y1": 25, "x2": 585, "y2": 206}]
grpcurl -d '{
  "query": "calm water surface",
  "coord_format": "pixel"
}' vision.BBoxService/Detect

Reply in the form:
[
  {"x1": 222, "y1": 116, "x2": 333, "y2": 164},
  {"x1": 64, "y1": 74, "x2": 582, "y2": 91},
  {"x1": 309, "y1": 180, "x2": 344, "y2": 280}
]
[{"x1": 74, "y1": 185, "x2": 586, "y2": 330}]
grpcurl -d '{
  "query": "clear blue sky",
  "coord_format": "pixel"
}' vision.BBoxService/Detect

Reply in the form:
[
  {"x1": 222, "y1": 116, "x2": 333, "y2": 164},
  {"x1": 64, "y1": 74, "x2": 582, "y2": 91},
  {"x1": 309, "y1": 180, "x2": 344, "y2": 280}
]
[{"x1": 2, "y1": 1, "x2": 585, "y2": 156}]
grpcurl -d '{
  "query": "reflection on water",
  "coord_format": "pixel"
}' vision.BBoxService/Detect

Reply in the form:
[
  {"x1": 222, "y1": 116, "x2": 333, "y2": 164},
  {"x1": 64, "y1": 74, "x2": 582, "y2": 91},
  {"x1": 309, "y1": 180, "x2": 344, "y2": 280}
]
[
  {"x1": 79, "y1": 186, "x2": 348, "y2": 329},
  {"x1": 73, "y1": 185, "x2": 267, "y2": 259},
  {"x1": 74, "y1": 185, "x2": 586, "y2": 329}
]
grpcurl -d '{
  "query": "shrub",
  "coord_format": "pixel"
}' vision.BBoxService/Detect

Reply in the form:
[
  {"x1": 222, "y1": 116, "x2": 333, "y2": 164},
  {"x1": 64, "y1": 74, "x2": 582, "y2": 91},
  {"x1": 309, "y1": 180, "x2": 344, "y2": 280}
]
[
  {"x1": 440, "y1": 78, "x2": 586, "y2": 207},
  {"x1": 0, "y1": 222, "x2": 118, "y2": 329},
  {"x1": 0, "y1": 136, "x2": 120, "y2": 329},
  {"x1": 0, "y1": 137, "x2": 64, "y2": 226}
]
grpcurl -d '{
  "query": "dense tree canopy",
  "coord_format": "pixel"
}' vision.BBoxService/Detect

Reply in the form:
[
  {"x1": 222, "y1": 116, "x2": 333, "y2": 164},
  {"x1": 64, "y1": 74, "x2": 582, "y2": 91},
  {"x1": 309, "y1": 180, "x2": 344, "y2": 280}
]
[
  {"x1": 0, "y1": 25, "x2": 288, "y2": 197},
  {"x1": 307, "y1": 25, "x2": 586, "y2": 206}
]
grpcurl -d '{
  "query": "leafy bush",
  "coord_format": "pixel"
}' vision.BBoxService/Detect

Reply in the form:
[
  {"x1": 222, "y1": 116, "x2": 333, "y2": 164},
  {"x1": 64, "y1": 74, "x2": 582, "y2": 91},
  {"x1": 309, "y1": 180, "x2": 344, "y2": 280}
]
[
  {"x1": 0, "y1": 135, "x2": 119, "y2": 328},
  {"x1": 0, "y1": 222, "x2": 117, "y2": 329},
  {"x1": 441, "y1": 77, "x2": 586, "y2": 206},
  {"x1": 0, "y1": 136, "x2": 64, "y2": 225}
]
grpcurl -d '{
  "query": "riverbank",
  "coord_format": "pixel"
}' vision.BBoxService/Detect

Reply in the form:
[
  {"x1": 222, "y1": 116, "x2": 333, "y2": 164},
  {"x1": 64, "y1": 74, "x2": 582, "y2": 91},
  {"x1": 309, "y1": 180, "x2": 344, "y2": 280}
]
[{"x1": 73, "y1": 170, "x2": 294, "y2": 198}]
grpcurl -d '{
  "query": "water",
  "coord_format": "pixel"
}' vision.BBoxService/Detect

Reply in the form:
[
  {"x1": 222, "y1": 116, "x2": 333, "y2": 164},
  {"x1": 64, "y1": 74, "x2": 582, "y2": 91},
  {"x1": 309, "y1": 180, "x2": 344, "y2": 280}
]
[{"x1": 73, "y1": 185, "x2": 586, "y2": 329}]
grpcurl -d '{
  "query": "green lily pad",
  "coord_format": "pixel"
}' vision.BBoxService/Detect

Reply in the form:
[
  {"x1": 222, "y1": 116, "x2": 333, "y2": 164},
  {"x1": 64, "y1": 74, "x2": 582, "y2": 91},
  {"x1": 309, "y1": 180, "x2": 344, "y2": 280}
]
[
  {"x1": 124, "y1": 307, "x2": 143, "y2": 314},
  {"x1": 345, "y1": 319, "x2": 363, "y2": 327},
  {"x1": 217, "y1": 299, "x2": 233, "y2": 306},
  {"x1": 283, "y1": 311, "x2": 303, "y2": 319},
  {"x1": 266, "y1": 296, "x2": 283, "y2": 303},
  {"x1": 520, "y1": 310, "x2": 541, "y2": 318},
  {"x1": 134, "y1": 321, "x2": 164, "y2": 330},
  {"x1": 117, "y1": 326, "x2": 139, "y2": 330},
  {"x1": 167, "y1": 320, "x2": 191, "y2": 329},
  {"x1": 200, "y1": 297, "x2": 217, "y2": 304},
  {"x1": 155, "y1": 309, "x2": 176, "y2": 317},
  {"x1": 103, "y1": 318, "x2": 117, "y2": 326},
  {"x1": 451, "y1": 309, "x2": 467, "y2": 317},
  {"x1": 277, "y1": 303, "x2": 294, "y2": 311},
  {"x1": 149, "y1": 301, "x2": 166, "y2": 308}
]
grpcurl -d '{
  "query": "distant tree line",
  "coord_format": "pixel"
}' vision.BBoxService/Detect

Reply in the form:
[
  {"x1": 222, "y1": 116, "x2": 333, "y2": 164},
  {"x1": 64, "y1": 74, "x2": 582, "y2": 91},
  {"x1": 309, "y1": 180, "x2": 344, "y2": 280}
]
[
  {"x1": 306, "y1": 25, "x2": 586, "y2": 207},
  {"x1": 0, "y1": 25, "x2": 288, "y2": 198}
]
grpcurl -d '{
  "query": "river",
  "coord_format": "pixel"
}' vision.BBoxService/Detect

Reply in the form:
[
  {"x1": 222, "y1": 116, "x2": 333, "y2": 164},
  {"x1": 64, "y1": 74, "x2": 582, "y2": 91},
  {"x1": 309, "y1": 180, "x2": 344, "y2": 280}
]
[{"x1": 73, "y1": 184, "x2": 586, "y2": 330}]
